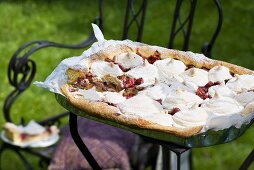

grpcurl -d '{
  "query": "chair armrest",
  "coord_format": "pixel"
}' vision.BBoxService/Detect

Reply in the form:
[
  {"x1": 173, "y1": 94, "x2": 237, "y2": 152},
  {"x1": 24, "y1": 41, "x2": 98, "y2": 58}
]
[
  {"x1": 38, "y1": 112, "x2": 69, "y2": 127},
  {"x1": 7, "y1": 33, "x2": 96, "y2": 91}
]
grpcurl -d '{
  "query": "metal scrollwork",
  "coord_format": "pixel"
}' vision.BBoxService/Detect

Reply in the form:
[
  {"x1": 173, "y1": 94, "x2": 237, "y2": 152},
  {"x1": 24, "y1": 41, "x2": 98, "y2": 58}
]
[
  {"x1": 201, "y1": 0, "x2": 223, "y2": 58},
  {"x1": 0, "y1": 3, "x2": 105, "y2": 170},
  {"x1": 3, "y1": 16, "x2": 102, "y2": 123},
  {"x1": 168, "y1": 0, "x2": 197, "y2": 51},
  {"x1": 169, "y1": 0, "x2": 223, "y2": 58},
  {"x1": 8, "y1": 55, "x2": 36, "y2": 91},
  {"x1": 4, "y1": 48, "x2": 36, "y2": 123},
  {"x1": 122, "y1": 0, "x2": 148, "y2": 42}
]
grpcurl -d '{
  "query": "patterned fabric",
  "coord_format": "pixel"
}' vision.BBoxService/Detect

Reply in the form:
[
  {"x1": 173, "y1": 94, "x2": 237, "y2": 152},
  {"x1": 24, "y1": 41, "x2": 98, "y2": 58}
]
[{"x1": 48, "y1": 117, "x2": 138, "y2": 170}]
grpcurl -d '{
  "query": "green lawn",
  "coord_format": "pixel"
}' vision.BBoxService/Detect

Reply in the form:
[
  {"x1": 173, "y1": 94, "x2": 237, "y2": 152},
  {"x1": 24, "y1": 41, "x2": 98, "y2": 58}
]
[{"x1": 0, "y1": 0, "x2": 254, "y2": 170}]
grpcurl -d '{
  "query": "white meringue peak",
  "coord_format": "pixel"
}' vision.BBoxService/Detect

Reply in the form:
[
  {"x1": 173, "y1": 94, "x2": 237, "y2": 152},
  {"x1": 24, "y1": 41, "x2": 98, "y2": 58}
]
[
  {"x1": 90, "y1": 60, "x2": 123, "y2": 77},
  {"x1": 74, "y1": 87, "x2": 103, "y2": 101},
  {"x1": 143, "y1": 114, "x2": 173, "y2": 127},
  {"x1": 180, "y1": 68, "x2": 209, "y2": 87},
  {"x1": 139, "y1": 83, "x2": 171, "y2": 100},
  {"x1": 234, "y1": 91, "x2": 254, "y2": 106},
  {"x1": 208, "y1": 66, "x2": 232, "y2": 82},
  {"x1": 226, "y1": 74, "x2": 254, "y2": 93},
  {"x1": 154, "y1": 58, "x2": 186, "y2": 84},
  {"x1": 201, "y1": 96, "x2": 243, "y2": 115},
  {"x1": 208, "y1": 84, "x2": 236, "y2": 98},
  {"x1": 241, "y1": 102, "x2": 254, "y2": 116},
  {"x1": 172, "y1": 107, "x2": 210, "y2": 128},
  {"x1": 126, "y1": 60, "x2": 158, "y2": 87},
  {"x1": 102, "y1": 91, "x2": 126, "y2": 104},
  {"x1": 114, "y1": 52, "x2": 143, "y2": 69},
  {"x1": 162, "y1": 89, "x2": 203, "y2": 110},
  {"x1": 117, "y1": 94, "x2": 165, "y2": 116}
]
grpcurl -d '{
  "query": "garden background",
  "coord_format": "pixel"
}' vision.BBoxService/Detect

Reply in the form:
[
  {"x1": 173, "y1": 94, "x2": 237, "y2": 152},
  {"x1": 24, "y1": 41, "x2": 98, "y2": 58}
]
[{"x1": 0, "y1": 0, "x2": 254, "y2": 169}]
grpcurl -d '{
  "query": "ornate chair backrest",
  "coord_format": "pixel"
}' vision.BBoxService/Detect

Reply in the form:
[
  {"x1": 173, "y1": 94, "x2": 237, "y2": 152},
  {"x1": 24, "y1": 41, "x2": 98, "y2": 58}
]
[
  {"x1": 120, "y1": 0, "x2": 222, "y2": 57},
  {"x1": 3, "y1": 23, "x2": 100, "y2": 124},
  {"x1": 3, "y1": 44, "x2": 37, "y2": 124}
]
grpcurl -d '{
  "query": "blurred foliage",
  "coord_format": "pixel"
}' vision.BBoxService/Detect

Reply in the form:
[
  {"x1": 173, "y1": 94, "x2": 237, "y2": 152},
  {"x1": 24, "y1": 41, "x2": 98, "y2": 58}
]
[{"x1": 0, "y1": 0, "x2": 254, "y2": 170}]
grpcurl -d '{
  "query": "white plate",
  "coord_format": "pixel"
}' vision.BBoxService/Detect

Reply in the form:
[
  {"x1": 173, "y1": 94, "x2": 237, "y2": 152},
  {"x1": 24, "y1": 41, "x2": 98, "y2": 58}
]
[{"x1": 0, "y1": 131, "x2": 60, "y2": 148}]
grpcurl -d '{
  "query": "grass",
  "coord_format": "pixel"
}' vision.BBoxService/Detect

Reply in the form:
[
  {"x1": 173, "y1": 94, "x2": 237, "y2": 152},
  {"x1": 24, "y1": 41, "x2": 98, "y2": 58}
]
[{"x1": 0, "y1": 0, "x2": 254, "y2": 169}]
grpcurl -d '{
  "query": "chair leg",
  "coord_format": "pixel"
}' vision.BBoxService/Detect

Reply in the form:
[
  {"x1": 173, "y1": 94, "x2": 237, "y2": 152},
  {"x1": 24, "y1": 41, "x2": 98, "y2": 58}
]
[
  {"x1": 0, "y1": 144, "x2": 33, "y2": 170},
  {"x1": 39, "y1": 158, "x2": 49, "y2": 170},
  {"x1": 176, "y1": 153, "x2": 181, "y2": 170},
  {"x1": 16, "y1": 150, "x2": 34, "y2": 170},
  {"x1": 239, "y1": 149, "x2": 254, "y2": 170},
  {"x1": 162, "y1": 146, "x2": 170, "y2": 170},
  {"x1": 0, "y1": 143, "x2": 5, "y2": 170},
  {"x1": 69, "y1": 112, "x2": 101, "y2": 170},
  {"x1": 189, "y1": 149, "x2": 193, "y2": 170}
]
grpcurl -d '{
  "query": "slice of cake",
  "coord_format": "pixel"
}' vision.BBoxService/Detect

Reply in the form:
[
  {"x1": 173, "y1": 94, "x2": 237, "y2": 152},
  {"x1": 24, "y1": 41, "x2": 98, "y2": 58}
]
[{"x1": 3, "y1": 121, "x2": 59, "y2": 145}]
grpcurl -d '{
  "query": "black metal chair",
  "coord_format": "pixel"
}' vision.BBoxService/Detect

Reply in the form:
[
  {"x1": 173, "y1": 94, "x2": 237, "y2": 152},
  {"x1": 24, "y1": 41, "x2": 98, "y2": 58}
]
[
  {"x1": 0, "y1": 0, "x2": 224, "y2": 169},
  {"x1": 0, "y1": 9, "x2": 101, "y2": 170}
]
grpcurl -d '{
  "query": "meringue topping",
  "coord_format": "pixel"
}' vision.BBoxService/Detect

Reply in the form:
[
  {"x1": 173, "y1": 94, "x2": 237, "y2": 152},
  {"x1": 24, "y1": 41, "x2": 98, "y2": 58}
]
[
  {"x1": 226, "y1": 74, "x2": 254, "y2": 93},
  {"x1": 162, "y1": 89, "x2": 203, "y2": 110},
  {"x1": 140, "y1": 83, "x2": 171, "y2": 100},
  {"x1": 126, "y1": 60, "x2": 158, "y2": 87},
  {"x1": 208, "y1": 66, "x2": 232, "y2": 82},
  {"x1": 117, "y1": 94, "x2": 165, "y2": 116},
  {"x1": 204, "y1": 113, "x2": 243, "y2": 131},
  {"x1": 74, "y1": 87, "x2": 103, "y2": 101},
  {"x1": 102, "y1": 91, "x2": 126, "y2": 104},
  {"x1": 170, "y1": 81, "x2": 196, "y2": 93},
  {"x1": 180, "y1": 68, "x2": 209, "y2": 87},
  {"x1": 157, "y1": 75, "x2": 184, "y2": 86},
  {"x1": 208, "y1": 84, "x2": 236, "y2": 98},
  {"x1": 114, "y1": 52, "x2": 143, "y2": 69},
  {"x1": 172, "y1": 107, "x2": 209, "y2": 128},
  {"x1": 241, "y1": 102, "x2": 254, "y2": 116},
  {"x1": 142, "y1": 114, "x2": 173, "y2": 127},
  {"x1": 201, "y1": 96, "x2": 243, "y2": 115},
  {"x1": 69, "y1": 57, "x2": 92, "y2": 72},
  {"x1": 234, "y1": 91, "x2": 254, "y2": 106},
  {"x1": 91, "y1": 60, "x2": 123, "y2": 77},
  {"x1": 154, "y1": 58, "x2": 186, "y2": 84}
]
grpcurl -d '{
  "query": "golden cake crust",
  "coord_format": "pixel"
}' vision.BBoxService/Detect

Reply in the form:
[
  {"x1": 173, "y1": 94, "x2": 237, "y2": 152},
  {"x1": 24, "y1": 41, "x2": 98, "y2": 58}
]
[
  {"x1": 61, "y1": 43, "x2": 254, "y2": 138},
  {"x1": 61, "y1": 84, "x2": 202, "y2": 137}
]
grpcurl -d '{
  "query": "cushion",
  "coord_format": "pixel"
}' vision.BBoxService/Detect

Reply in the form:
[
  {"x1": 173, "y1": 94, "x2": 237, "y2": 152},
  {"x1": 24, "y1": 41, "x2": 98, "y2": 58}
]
[{"x1": 48, "y1": 117, "x2": 138, "y2": 170}]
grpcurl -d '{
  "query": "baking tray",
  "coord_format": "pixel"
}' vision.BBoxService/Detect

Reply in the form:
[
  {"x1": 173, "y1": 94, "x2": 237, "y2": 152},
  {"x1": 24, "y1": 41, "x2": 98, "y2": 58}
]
[{"x1": 56, "y1": 94, "x2": 254, "y2": 148}]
